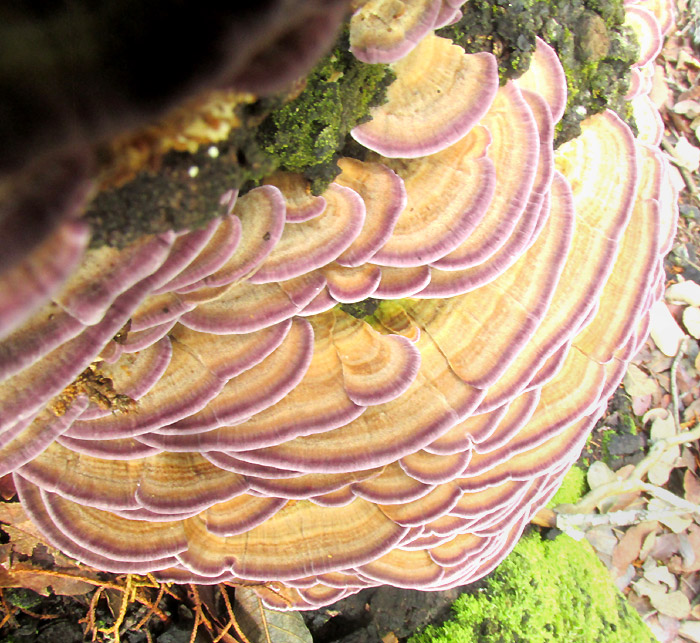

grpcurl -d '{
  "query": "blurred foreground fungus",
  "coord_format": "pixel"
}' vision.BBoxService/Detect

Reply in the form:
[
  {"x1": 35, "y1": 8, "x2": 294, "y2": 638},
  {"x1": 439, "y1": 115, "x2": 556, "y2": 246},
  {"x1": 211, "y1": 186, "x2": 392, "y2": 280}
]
[{"x1": 0, "y1": 0, "x2": 681, "y2": 609}]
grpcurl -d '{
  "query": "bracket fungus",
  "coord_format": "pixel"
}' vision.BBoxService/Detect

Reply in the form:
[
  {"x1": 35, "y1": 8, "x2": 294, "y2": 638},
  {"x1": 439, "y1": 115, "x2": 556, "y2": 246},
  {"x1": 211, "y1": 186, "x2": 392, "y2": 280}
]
[{"x1": 0, "y1": 1, "x2": 680, "y2": 610}]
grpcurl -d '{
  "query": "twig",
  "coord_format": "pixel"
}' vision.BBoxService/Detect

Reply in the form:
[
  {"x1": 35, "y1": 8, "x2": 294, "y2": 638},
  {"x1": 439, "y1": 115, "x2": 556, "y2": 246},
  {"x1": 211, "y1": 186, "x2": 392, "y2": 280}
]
[
  {"x1": 189, "y1": 584, "x2": 214, "y2": 643},
  {"x1": 215, "y1": 584, "x2": 253, "y2": 643},
  {"x1": 551, "y1": 423, "x2": 700, "y2": 515},
  {"x1": 97, "y1": 574, "x2": 135, "y2": 643},
  {"x1": 0, "y1": 590, "x2": 17, "y2": 630},
  {"x1": 670, "y1": 337, "x2": 689, "y2": 433},
  {"x1": 133, "y1": 582, "x2": 166, "y2": 631},
  {"x1": 557, "y1": 507, "x2": 695, "y2": 533}
]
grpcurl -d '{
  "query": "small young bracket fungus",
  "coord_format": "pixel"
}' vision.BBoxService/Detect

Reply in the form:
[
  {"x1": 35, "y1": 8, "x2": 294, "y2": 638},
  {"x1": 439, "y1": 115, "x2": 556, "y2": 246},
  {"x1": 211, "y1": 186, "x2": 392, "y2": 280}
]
[
  {"x1": 0, "y1": 1, "x2": 678, "y2": 611},
  {"x1": 349, "y1": 0, "x2": 443, "y2": 63}
]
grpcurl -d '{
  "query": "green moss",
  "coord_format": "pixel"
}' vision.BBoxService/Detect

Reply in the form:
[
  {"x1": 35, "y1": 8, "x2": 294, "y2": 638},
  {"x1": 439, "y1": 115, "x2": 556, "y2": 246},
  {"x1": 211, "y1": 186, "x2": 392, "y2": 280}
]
[
  {"x1": 5, "y1": 587, "x2": 43, "y2": 610},
  {"x1": 409, "y1": 531, "x2": 656, "y2": 643},
  {"x1": 546, "y1": 465, "x2": 587, "y2": 508},
  {"x1": 256, "y1": 29, "x2": 394, "y2": 194},
  {"x1": 600, "y1": 427, "x2": 616, "y2": 461},
  {"x1": 620, "y1": 413, "x2": 638, "y2": 435},
  {"x1": 437, "y1": 0, "x2": 639, "y2": 145},
  {"x1": 339, "y1": 298, "x2": 381, "y2": 320}
]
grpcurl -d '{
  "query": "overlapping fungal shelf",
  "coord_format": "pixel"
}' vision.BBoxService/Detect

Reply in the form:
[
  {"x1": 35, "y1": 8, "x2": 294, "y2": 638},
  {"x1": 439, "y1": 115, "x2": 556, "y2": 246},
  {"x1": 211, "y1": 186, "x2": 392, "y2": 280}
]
[{"x1": 0, "y1": 0, "x2": 679, "y2": 609}]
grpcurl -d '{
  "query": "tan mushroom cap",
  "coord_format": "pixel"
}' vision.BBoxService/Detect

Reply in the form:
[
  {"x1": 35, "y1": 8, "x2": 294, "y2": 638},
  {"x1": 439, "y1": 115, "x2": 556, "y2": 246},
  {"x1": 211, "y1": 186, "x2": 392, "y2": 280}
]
[
  {"x1": 635, "y1": 0, "x2": 675, "y2": 34},
  {"x1": 263, "y1": 172, "x2": 325, "y2": 222},
  {"x1": 195, "y1": 185, "x2": 286, "y2": 288},
  {"x1": 625, "y1": 5, "x2": 663, "y2": 67},
  {"x1": 248, "y1": 184, "x2": 365, "y2": 284},
  {"x1": 479, "y1": 113, "x2": 638, "y2": 412},
  {"x1": 0, "y1": 220, "x2": 89, "y2": 341},
  {"x1": 53, "y1": 234, "x2": 175, "y2": 325},
  {"x1": 631, "y1": 94, "x2": 664, "y2": 146},
  {"x1": 351, "y1": 33, "x2": 499, "y2": 158},
  {"x1": 157, "y1": 317, "x2": 314, "y2": 433},
  {"x1": 179, "y1": 272, "x2": 326, "y2": 334},
  {"x1": 431, "y1": 82, "x2": 539, "y2": 270},
  {"x1": 371, "y1": 125, "x2": 496, "y2": 267},
  {"x1": 514, "y1": 37, "x2": 567, "y2": 123},
  {"x1": 154, "y1": 215, "x2": 241, "y2": 293},
  {"x1": 402, "y1": 169, "x2": 572, "y2": 391},
  {"x1": 19, "y1": 445, "x2": 247, "y2": 513},
  {"x1": 323, "y1": 263, "x2": 382, "y2": 303},
  {"x1": 349, "y1": 0, "x2": 442, "y2": 63},
  {"x1": 333, "y1": 159, "x2": 406, "y2": 267},
  {"x1": 179, "y1": 499, "x2": 407, "y2": 580}
]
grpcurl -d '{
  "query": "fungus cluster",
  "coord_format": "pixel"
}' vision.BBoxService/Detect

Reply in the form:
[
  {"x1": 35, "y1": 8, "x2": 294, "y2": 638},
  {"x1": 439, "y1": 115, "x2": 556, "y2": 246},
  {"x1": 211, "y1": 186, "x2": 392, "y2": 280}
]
[{"x1": 0, "y1": 0, "x2": 679, "y2": 609}]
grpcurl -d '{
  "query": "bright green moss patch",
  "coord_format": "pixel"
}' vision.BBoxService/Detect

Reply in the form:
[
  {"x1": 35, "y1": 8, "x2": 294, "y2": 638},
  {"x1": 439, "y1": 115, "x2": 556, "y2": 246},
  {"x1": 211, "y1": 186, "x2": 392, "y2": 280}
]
[
  {"x1": 256, "y1": 30, "x2": 394, "y2": 194},
  {"x1": 409, "y1": 531, "x2": 655, "y2": 643},
  {"x1": 546, "y1": 465, "x2": 587, "y2": 508}
]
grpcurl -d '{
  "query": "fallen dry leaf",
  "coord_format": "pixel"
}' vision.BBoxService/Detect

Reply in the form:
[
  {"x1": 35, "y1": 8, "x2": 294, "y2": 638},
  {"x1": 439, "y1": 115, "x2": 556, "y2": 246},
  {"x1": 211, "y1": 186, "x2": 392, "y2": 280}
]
[
  {"x1": 0, "y1": 502, "x2": 55, "y2": 558},
  {"x1": 234, "y1": 586, "x2": 312, "y2": 643},
  {"x1": 651, "y1": 532, "x2": 682, "y2": 563},
  {"x1": 0, "y1": 475, "x2": 16, "y2": 500},
  {"x1": 643, "y1": 564, "x2": 678, "y2": 590},
  {"x1": 632, "y1": 393, "x2": 653, "y2": 416},
  {"x1": 640, "y1": 530, "x2": 658, "y2": 562},
  {"x1": 683, "y1": 525, "x2": 700, "y2": 572},
  {"x1": 684, "y1": 470, "x2": 700, "y2": 504},
  {"x1": 585, "y1": 525, "x2": 619, "y2": 559},
  {"x1": 646, "y1": 612, "x2": 680, "y2": 643},
  {"x1": 626, "y1": 589, "x2": 655, "y2": 619},
  {"x1": 612, "y1": 521, "x2": 659, "y2": 574},
  {"x1": 649, "y1": 300, "x2": 686, "y2": 356},
  {"x1": 673, "y1": 99, "x2": 700, "y2": 119},
  {"x1": 679, "y1": 621, "x2": 700, "y2": 643},
  {"x1": 624, "y1": 363, "x2": 663, "y2": 397},
  {"x1": 634, "y1": 576, "x2": 669, "y2": 601},
  {"x1": 674, "y1": 137, "x2": 700, "y2": 172},
  {"x1": 0, "y1": 563, "x2": 95, "y2": 597},
  {"x1": 666, "y1": 280, "x2": 700, "y2": 306},
  {"x1": 685, "y1": 306, "x2": 700, "y2": 338},
  {"x1": 651, "y1": 590, "x2": 692, "y2": 619}
]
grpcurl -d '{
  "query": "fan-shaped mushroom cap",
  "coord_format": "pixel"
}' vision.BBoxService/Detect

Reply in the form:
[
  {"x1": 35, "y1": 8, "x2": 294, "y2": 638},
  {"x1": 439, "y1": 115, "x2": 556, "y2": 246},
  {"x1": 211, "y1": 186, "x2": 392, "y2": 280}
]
[
  {"x1": 152, "y1": 216, "x2": 241, "y2": 294},
  {"x1": 514, "y1": 37, "x2": 567, "y2": 124},
  {"x1": 0, "y1": 220, "x2": 90, "y2": 341},
  {"x1": 349, "y1": 0, "x2": 443, "y2": 63},
  {"x1": 371, "y1": 125, "x2": 495, "y2": 267},
  {"x1": 351, "y1": 33, "x2": 499, "y2": 158},
  {"x1": 333, "y1": 159, "x2": 406, "y2": 267},
  {"x1": 179, "y1": 272, "x2": 326, "y2": 334},
  {"x1": 625, "y1": 6, "x2": 663, "y2": 67},
  {"x1": 193, "y1": 185, "x2": 286, "y2": 288},
  {"x1": 248, "y1": 184, "x2": 365, "y2": 284},
  {"x1": 323, "y1": 264, "x2": 382, "y2": 303},
  {"x1": 631, "y1": 94, "x2": 665, "y2": 145},
  {"x1": 632, "y1": 0, "x2": 675, "y2": 35},
  {"x1": 263, "y1": 173, "x2": 325, "y2": 223},
  {"x1": 430, "y1": 83, "x2": 539, "y2": 270}
]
